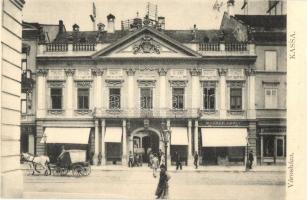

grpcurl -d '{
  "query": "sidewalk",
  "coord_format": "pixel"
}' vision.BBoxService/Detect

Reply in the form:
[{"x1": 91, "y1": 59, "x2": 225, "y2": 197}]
[{"x1": 91, "y1": 164, "x2": 286, "y2": 172}]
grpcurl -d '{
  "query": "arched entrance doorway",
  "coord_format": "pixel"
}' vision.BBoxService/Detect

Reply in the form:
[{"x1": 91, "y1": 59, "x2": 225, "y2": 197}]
[{"x1": 131, "y1": 128, "x2": 161, "y2": 163}]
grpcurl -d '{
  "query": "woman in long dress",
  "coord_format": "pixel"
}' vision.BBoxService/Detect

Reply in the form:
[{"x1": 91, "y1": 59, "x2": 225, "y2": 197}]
[{"x1": 155, "y1": 164, "x2": 170, "y2": 199}]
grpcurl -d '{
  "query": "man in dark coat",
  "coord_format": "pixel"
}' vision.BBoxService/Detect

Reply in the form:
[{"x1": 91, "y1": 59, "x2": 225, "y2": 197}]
[
  {"x1": 248, "y1": 150, "x2": 254, "y2": 169},
  {"x1": 175, "y1": 151, "x2": 182, "y2": 170}
]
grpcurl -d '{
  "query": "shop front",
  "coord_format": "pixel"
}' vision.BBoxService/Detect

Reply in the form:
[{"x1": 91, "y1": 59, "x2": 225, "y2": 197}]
[
  {"x1": 20, "y1": 125, "x2": 36, "y2": 154},
  {"x1": 104, "y1": 127, "x2": 123, "y2": 164},
  {"x1": 259, "y1": 127, "x2": 286, "y2": 165},
  {"x1": 41, "y1": 127, "x2": 92, "y2": 163},
  {"x1": 201, "y1": 128, "x2": 248, "y2": 166},
  {"x1": 170, "y1": 127, "x2": 188, "y2": 165}
]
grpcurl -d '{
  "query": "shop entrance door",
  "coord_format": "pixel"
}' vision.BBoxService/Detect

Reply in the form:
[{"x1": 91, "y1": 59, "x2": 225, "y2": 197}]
[{"x1": 133, "y1": 130, "x2": 159, "y2": 163}]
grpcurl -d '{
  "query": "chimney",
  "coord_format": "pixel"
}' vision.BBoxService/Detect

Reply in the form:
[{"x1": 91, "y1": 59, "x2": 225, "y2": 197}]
[
  {"x1": 158, "y1": 16, "x2": 165, "y2": 30},
  {"x1": 107, "y1": 13, "x2": 115, "y2": 33},
  {"x1": 73, "y1": 23, "x2": 79, "y2": 32},
  {"x1": 227, "y1": 0, "x2": 235, "y2": 16},
  {"x1": 97, "y1": 23, "x2": 105, "y2": 32},
  {"x1": 59, "y1": 20, "x2": 64, "y2": 33}
]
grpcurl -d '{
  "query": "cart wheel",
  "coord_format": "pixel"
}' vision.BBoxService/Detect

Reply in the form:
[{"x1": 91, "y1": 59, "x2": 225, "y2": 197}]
[
  {"x1": 72, "y1": 165, "x2": 83, "y2": 177},
  {"x1": 60, "y1": 168, "x2": 69, "y2": 176},
  {"x1": 81, "y1": 165, "x2": 91, "y2": 176},
  {"x1": 53, "y1": 167, "x2": 61, "y2": 176}
]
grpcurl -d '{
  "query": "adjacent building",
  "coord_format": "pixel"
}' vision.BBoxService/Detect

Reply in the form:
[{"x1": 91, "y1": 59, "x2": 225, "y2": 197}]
[{"x1": 1, "y1": 0, "x2": 25, "y2": 197}]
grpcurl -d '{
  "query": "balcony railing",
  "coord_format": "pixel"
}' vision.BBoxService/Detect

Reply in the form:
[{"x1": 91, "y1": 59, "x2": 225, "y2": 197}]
[
  {"x1": 225, "y1": 43, "x2": 247, "y2": 51},
  {"x1": 46, "y1": 43, "x2": 68, "y2": 52},
  {"x1": 73, "y1": 43, "x2": 96, "y2": 51},
  {"x1": 199, "y1": 43, "x2": 220, "y2": 51}
]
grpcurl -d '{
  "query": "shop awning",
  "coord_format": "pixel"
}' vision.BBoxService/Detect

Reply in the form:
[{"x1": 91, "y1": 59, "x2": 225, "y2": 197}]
[
  {"x1": 41, "y1": 128, "x2": 91, "y2": 144},
  {"x1": 171, "y1": 127, "x2": 188, "y2": 145},
  {"x1": 201, "y1": 128, "x2": 247, "y2": 147},
  {"x1": 104, "y1": 127, "x2": 122, "y2": 143}
]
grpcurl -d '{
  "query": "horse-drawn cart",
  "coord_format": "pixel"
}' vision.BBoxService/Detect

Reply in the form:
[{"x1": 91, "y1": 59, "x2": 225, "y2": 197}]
[{"x1": 51, "y1": 150, "x2": 91, "y2": 177}]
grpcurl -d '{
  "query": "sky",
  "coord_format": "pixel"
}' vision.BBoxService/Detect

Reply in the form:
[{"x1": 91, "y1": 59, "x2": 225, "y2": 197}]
[{"x1": 22, "y1": 0, "x2": 274, "y2": 31}]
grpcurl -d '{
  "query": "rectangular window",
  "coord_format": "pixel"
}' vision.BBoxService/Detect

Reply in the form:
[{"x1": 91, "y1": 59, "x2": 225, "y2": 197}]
[
  {"x1": 140, "y1": 88, "x2": 153, "y2": 109},
  {"x1": 78, "y1": 88, "x2": 89, "y2": 109},
  {"x1": 265, "y1": 51, "x2": 277, "y2": 71},
  {"x1": 230, "y1": 88, "x2": 242, "y2": 110},
  {"x1": 51, "y1": 88, "x2": 62, "y2": 109},
  {"x1": 203, "y1": 87, "x2": 215, "y2": 110},
  {"x1": 172, "y1": 88, "x2": 184, "y2": 109},
  {"x1": 109, "y1": 88, "x2": 121, "y2": 109},
  {"x1": 265, "y1": 88, "x2": 278, "y2": 109}
]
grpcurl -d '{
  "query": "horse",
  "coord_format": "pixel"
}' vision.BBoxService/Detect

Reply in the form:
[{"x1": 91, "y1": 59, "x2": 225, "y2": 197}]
[{"x1": 21, "y1": 152, "x2": 51, "y2": 176}]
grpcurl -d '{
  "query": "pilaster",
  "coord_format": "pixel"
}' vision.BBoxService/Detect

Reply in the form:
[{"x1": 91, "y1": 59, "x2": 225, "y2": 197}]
[
  {"x1": 64, "y1": 69, "x2": 75, "y2": 117},
  {"x1": 92, "y1": 68, "x2": 104, "y2": 115},
  {"x1": 166, "y1": 119, "x2": 171, "y2": 167},
  {"x1": 218, "y1": 68, "x2": 227, "y2": 118},
  {"x1": 126, "y1": 68, "x2": 136, "y2": 116},
  {"x1": 36, "y1": 69, "x2": 48, "y2": 118},
  {"x1": 101, "y1": 119, "x2": 106, "y2": 165},
  {"x1": 245, "y1": 68, "x2": 256, "y2": 119},
  {"x1": 190, "y1": 68, "x2": 201, "y2": 113},
  {"x1": 94, "y1": 119, "x2": 99, "y2": 165},
  {"x1": 188, "y1": 120, "x2": 193, "y2": 166},
  {"x1": 122, "y1": 119, "x2": 127, "y2": 165},
  {"x1": 158, "y1": 68, "x2": 167, "y2": 116}
]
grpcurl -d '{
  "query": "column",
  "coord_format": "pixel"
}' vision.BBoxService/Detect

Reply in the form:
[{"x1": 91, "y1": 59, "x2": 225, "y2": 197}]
[
  {"x1": 188, "y1": 120, "x2": 193, "y2": 165},
  {"x1": 190, "y1": 69, "x2": 201, "y2": 116},
  {"x1": 36, "y1": 69, "x2": 48, "y2": 118},
  {"x1": 218, "y1": 69, "x2": 227, "y2": 118},
  {"x1": 246, "y1": 69, "x2": 256, "y2": 119},
  {"x1": 158, "y1": 68, "x2": 167, "y2": 116},
  {"x1": 248, "y1": 122, "x2": 257, "y2": 166},
  {"x1": 35, "y1": 121, "x2": 45, "y2": 155},
  {"x1": 122, "y1": 119, "x2": 127, "y2": 165},
  {"x1": 65, "y1": 69, "x2": 75, "y2": 117},
  {"x1": 101, "y1": 119, "x2": 106, "y2": 165},
  {"x1": 260, "y1": 135, "x2": 264, "y2": 165},
  {"x1": 94, "y1": 120, "x2": 99, "y2": 165},
  {"x1": 126, "y1": 68, "x2": 136, "y2": 116},
  {"x1": 92, "y1": 68, "x2": 104, "y2": 115},
  {"x1": 194, "y1": 120, "x2": 199, "y2": 158},
  {"x1": 166, "y1": 119, "x2": 171, "y2": 167}
]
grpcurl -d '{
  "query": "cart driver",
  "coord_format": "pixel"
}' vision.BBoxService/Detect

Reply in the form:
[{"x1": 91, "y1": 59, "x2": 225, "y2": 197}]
[{"x1": 58, "y1": 145, "x2": 67, "y2": 162}]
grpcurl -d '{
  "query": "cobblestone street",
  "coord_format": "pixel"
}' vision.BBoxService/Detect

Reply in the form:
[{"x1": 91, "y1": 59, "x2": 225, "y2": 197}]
[{"x1": 23, "y1": 168, "x2": 285, "y2": 200}]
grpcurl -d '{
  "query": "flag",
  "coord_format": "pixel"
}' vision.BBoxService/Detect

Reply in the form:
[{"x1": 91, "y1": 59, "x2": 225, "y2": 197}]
[{"x1": 93, "y1": 2, "x2": 96, "y2": 18}]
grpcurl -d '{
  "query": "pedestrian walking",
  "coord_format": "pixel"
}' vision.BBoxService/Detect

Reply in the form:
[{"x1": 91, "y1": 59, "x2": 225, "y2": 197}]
[
  {"x1": 194, "y1": 151, "x2": 199, "y2": 169},
  {"x1": 128, "y1": 151, "x2": 134, "y2": 167},
  {"x1": 248, "y1": 150, "x2": 254, "y2": 169},
  {"x1": 155, "y1": 164, "x2": 171, "y2": 199},
  {"x1": 149, "y1": 152, "x2": 154, "y2": 168},
  {"x1": 160, "y1": 152, "x2": 165, "y2": 167},
  {"x1": 152, "y1": 154, "x2": 159, "y2": 178},
  {"x1": 175, "y1": 151, "x2": 182, "y2": 170},
  {"x1": 158, "y1": 149, "x2": 162, "y2": 165}
]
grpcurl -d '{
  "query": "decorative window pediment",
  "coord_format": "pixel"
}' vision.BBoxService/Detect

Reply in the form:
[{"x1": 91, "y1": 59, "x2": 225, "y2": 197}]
[
  {"x1": 201, "y1": 81, "x2": 217, "y2": 88},
  {"x1": 47, "y1": 80, "x2": 65, "y2": 88},
  {"x1": 227, "y1": 81, "x2": 245, "y2": 88},
  {"x1": 169, "y1": 80, "x2": 188, "y2": 87},
  {"x1": 75, "y1": 81, "x2": 92, "y2": 88},
  {"x1": 137, "y1": 80, "x2": 156, "y2": 87},
  {"x1": 105, "y1": 79, "x2": 124, "y2": 87}
]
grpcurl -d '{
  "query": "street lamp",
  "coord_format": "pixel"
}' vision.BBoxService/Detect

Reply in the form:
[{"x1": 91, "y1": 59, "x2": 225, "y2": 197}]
[
  {"x1": 42, "y1": 134, "x2": 47, "y2": 155},
  {"x1": 161, "y1": 121, "x2": 171, "y2": 170}
]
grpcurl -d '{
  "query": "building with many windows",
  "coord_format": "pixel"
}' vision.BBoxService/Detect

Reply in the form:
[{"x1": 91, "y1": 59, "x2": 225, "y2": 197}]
[{"x1": 21, "y1": 0, "x2": 286, "y2": 167}]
